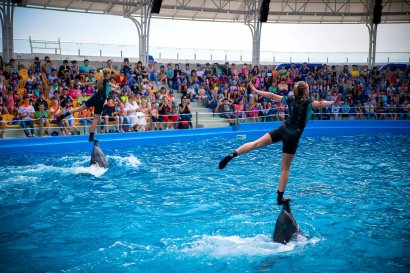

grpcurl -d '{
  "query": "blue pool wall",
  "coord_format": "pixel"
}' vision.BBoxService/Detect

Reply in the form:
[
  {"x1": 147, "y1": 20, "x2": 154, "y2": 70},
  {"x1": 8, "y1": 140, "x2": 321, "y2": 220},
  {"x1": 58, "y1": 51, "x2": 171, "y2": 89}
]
[{"x1": 0, "y1": 120, "x2": 409, "y2": 156}]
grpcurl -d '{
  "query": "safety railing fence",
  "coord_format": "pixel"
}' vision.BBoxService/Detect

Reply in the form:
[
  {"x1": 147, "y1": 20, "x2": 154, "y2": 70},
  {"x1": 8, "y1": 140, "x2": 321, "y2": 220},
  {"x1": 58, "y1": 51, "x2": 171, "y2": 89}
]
[
  {"x1": 4, "y1": 38, "x2": 410, "y2": 64},
  {"x1": 2, "y1": 106, "x2": 409, "y2": 138}
]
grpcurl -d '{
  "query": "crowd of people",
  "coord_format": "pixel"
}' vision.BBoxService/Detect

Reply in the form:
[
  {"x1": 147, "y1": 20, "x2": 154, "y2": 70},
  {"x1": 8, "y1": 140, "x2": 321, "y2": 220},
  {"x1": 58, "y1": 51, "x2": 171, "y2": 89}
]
[{"x1": 0, "y1": 55, "x2": 409, "y2": 138}]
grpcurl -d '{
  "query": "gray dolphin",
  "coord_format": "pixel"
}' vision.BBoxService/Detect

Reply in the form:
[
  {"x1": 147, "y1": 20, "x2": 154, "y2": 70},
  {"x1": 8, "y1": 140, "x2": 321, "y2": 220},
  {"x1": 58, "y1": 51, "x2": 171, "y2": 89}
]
[
  {"x1": 272, "y1": 200, "x2": 299, "y2": 244},
  {"x1": 90, "y1": 140, "x2": 108, "y2": 168}
]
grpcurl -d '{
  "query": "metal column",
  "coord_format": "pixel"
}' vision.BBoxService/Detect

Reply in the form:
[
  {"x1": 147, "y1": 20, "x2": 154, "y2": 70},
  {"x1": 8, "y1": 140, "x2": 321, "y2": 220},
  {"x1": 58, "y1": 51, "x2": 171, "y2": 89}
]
[
  {"x1": 245, "y1": 0, "x2": 262, "y2": 66},
  {"x1": 0, "y1": 0, "x2": 15, "y2": 63},
  {"x1": 367, "y1": 23, "x2": 378, "y2": 67},
  {"x1": 128, "y1": 1, "x2": 152, "y2": 67}
]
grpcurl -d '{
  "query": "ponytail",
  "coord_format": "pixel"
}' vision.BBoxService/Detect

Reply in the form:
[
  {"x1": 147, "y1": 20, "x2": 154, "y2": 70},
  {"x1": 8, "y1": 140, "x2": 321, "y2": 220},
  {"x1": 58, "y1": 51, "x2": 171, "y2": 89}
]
[{"x1": 98, "y1": 68, "x2": 111, "y2": 91}]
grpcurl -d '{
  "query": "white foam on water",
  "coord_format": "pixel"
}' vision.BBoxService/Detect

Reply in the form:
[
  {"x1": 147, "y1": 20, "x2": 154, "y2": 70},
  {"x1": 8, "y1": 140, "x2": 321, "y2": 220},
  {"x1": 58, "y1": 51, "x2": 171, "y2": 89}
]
[
  {"x1": 108, "y1": 155, "x2": 141, "y2": 168},
  {"x1": 0, "y1": 175, "x2": 38, "y2": 189},
  {"x1": 71, "y1": 164, "x2": 107, "y2": 177},
  {"x1": 165, "y1": 233, "x2": 320, "y2": 258},
  {"x1": 8, "y1": 163, "x2": 107, "y2": 178}
]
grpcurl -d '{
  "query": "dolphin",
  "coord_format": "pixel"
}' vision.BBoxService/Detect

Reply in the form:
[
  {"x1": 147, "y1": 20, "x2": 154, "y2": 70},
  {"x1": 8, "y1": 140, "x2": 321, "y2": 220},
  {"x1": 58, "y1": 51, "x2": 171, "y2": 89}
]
[
  {"x1": 272, "y1": 200, "x2": 299, "y2": 244},
  {"x1": 90, "y1": 140, "x2": 108, "y2": 168}
]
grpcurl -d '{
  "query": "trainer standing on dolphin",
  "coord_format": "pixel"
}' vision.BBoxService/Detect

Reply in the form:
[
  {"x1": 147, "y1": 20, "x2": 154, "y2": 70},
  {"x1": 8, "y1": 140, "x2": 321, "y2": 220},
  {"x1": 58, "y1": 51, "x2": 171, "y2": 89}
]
[
  {"x1": 56, "y1": 68, "x2": 118, "y2": 142},
  {"x1": 218, "y1": 81, "x2": 341, "y2": 205}
]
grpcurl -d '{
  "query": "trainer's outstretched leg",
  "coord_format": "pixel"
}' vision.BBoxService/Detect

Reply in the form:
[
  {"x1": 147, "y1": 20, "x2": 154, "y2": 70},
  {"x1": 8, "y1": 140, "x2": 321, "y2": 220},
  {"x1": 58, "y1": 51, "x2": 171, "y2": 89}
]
[{"x1": 218, "y1": 133, "x2": 273, "y2": 169}]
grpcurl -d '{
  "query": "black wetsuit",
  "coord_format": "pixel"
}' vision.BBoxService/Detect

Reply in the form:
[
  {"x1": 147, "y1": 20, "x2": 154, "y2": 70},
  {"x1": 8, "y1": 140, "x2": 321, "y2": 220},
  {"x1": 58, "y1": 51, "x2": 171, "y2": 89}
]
[
  {"x1": 268, "y1": 96, "x2": 312, "y2": 154},
  {"x1": 85, "y1": 79, "x2": 109, "y2": 115}
]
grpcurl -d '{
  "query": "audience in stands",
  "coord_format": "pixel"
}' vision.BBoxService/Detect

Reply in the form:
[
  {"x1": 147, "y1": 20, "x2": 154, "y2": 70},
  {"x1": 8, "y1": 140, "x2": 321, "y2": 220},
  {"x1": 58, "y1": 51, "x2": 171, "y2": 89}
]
[{"x1": 0, "y1": 55, "x2": 409, "y2": 138}]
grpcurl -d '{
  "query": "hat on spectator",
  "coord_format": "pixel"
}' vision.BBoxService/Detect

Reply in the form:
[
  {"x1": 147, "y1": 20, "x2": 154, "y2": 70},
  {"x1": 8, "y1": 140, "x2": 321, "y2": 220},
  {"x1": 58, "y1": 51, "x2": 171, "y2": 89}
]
[
  {"x1": 28, "y1": 70, "x2": 33, "y2": 74},
  {"x1": 89, "y1": 69, "x2": 94, "y2": 73},
  {"x1": 167, "y1": 63, "x2": 172, "y2": 66},
  {"x1": 225, "y1": 62, "x2": 229, "y2": 65},
  {"x1": 79, "y1": 69, "x2": 85, "y2": 73},
  {"x1": 206, "y1": 62, "x2": 210, "y2": 66},
  {"x1": 65, "y1": 98, "x2": 73, "y2": 105},
  {"x1": 8, "y1": 86, "x2": 14, "y2": 91},
  {"x1": 25, "y1": 81, "x2": 32, "y2": 86},
  {"x1": 71, "y1": 60, "x2": 77, "y2": 64},
  {"x1": 53, "y1": 79, "x2": 58, "y2": 83},
  {"x1": 124, "y1": 82, "x2": 129, "y2": 85}
]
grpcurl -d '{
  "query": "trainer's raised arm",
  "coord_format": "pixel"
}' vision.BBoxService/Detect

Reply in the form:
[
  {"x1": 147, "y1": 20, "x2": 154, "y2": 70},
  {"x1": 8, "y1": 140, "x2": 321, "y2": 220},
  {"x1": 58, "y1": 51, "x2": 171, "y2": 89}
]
[
  {"x1": 249, "y1": 82, "x2": 283, "y2": 103},
  {"x1": 312, "y1": 93, "x2": 342, "y2": 109}
]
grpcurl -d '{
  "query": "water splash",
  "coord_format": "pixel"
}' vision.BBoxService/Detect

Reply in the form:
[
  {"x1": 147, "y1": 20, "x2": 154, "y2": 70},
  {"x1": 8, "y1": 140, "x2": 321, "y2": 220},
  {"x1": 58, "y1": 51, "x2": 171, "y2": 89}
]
[
  {"x1": 108, "y1": 155, "x2": 141, "y2": 168},
  {"x1": 164, "y1": 234, "x2": 320, "y2": 258}
]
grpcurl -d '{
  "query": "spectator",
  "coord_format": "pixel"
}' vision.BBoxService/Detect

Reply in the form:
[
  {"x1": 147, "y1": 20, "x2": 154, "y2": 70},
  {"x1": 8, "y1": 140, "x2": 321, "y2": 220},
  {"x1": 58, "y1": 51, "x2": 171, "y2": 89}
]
[
  {"x1": 0, "y1": 105, "x2": 5, "y2": 138},
  {"x1": 146, "y1": 60, "x2": 157, "y2": 81},
  {"x1": 7, "y1": 59, "x2": 19, "y2": 75},
  {"x1": 80, "y1": 59, "x2": 91, "y2": 73},
  {"x1": 158, "y1": 96, "x2": 177, "y2": 130},
  {"x1": 105, "y1": 59, "x2": 114, "y2": 71},
  {"x1": 125, "y1": 95, "x2": 140, "y2": 132},
  {"x1": 101, "y1": 97, "x2": 120, "y2": 133},
  {"x1": 121, "y1": 58, "x2": 132, "y2": 75},
  {"x1": 178, "y1": 96, "x2": 192, "y2": 128},
  {"x1": 71, "y1": 60, "x2": 79, "y2": 79},
  {"x1": 149, "y1": 101, "x2": 160, "y2": 130},
  {"x1": 18, "y1": 97, "x2": 35, "y2": 137},
  {"x1": 5, "y1": 85, "x2": 20, "y2": 115},
  {"x1": 35, "y1": 103, "x2": 50, "y2": 136},
  {"x1": 157, "y1": 65, "x2": 168, "y2": 85}
]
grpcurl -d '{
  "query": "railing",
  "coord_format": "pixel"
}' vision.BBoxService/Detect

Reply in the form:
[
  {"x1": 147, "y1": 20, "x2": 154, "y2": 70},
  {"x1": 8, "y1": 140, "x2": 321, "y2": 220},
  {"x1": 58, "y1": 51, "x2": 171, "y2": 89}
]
[
  {"x1": 4, "y1": 38, "x2": 410, "y2": 64},
  {"x1": 2, "y1": 107, "x2": 409, "y2": 139}
]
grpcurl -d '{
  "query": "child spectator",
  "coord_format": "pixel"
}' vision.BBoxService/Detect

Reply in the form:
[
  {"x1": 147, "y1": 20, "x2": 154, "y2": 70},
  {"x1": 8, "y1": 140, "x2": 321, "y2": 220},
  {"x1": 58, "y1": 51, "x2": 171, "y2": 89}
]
[
  {"x1": 101, "y1": 97, "x2": 120, "y2": 133},
  {"x1": 63, "y1": 100, "x2": 80, "y2": 135},
  {"x1": 35, "y1": 102, "x2": 50, "y2": 136},
  {"x1": 117, "y1": 101, "x2": 129, "y2": 132},
  {"x1": 149, "y1": 101, "x2": 160, "y2": 130}
]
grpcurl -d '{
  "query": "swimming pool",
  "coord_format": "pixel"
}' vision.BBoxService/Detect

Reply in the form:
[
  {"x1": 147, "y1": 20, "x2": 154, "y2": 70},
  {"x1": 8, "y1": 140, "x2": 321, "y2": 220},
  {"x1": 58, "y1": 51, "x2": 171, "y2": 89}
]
[{"x1": 0, "y1": 121, "x2": 409, "y2": 272}]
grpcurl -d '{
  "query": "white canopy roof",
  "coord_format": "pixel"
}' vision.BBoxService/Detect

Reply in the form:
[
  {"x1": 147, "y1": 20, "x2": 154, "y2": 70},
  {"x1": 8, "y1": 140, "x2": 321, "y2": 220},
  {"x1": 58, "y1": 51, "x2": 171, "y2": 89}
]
[{"x1": 22, "y1": 0, "x2": 410, "y2": 24}]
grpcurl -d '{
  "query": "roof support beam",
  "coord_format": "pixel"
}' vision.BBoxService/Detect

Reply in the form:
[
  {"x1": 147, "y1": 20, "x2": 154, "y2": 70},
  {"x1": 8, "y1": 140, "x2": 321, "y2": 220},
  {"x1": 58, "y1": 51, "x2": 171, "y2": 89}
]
[{"x1": 0, "y1": 0, "x2": 15, "y2": 62}]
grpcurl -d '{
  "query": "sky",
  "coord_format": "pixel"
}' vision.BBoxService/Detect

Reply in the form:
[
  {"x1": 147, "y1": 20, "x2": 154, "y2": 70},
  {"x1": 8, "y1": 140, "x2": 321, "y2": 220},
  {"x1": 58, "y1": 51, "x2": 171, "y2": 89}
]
[{"x1": 7, "y1": 7, "x2": 410, "y2": 55}]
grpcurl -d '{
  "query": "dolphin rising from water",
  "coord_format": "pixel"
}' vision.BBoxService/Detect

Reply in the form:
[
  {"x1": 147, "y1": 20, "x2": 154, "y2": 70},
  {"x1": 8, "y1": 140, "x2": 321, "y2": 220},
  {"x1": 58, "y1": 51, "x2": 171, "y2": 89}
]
[
  {"x1": 272, "y1": 200, "x2": 299, "y2": 244},
  {"x1": 90, "y1": 140, "x2": 108, "y2": 168}
]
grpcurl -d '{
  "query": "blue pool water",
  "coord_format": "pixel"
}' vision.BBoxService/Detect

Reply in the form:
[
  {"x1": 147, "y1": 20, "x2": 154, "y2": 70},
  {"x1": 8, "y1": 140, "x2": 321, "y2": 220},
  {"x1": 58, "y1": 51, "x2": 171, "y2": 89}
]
[{"x1": 0, "y1": 134, "x2": 409, "y2": 273}]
